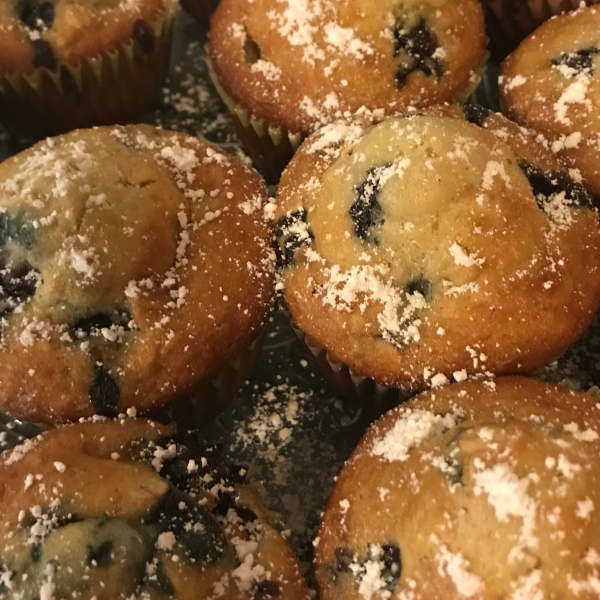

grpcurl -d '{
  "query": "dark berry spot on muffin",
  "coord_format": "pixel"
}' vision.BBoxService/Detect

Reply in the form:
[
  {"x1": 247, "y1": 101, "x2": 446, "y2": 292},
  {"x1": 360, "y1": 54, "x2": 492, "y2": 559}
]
[
  {"x1": 253, "y1": 579, "x2": 281, "y2": 599},
  {"x1": 72, "y1": 310, "x2": 131, "y2": 339},
  {"x1": 31, "y1": 39, "x2": 57, "y2": 69},
  {"x1": 244, "y1": 37, "x2": 262, "y2": 64},
  {"x1": 86, "y1": 540, "x2": 113, "y2": 567},
  {"x1": 89, "y1": 365, "x2": 120, "y2": 417},
  {"x1": 0, "y1": 213, "x2": 35, "y2": 249},
  {"x1": 132, "y1": 20, "x2": 155, "y2": 54},
  {"x1": 18, "y1": 0, "x2": 55, "y2": 31},
  {"x1": 333, "y1": 547, "x2": 354, "y2": 573},
  {"x1": 393, "y1": 19, "x2": 443, "y2": 88},
  {"x1": 552, "y1": 47, "x2": 599, "y2": 77},
  {"x1": 350, "y1": 165, "x2": 389, "y2": 243},
  {"x1": 0, "y1": 260, "x2": 39, "y2": 308},
  {"x1": 405, "y1": 277, "x2": 431, "y2": 300},
  {"x1": 275, "y1": 209, "x2": 314, "y2": 268},
  {"x1": 382, "y1": 543, "x2": 402, "y2": 577},
  {"x1": 30, "y1": 543, "x2": 41, "y2": 563},
  {"x1": 463, "y1": 103, "x2": 490, "y2": 128},
  {"x1": 444, "y1": 457, "x2": 463, "y2": 484},
  {"x1": 518, "y1": 160, "x2": 594, "y2": 210}
]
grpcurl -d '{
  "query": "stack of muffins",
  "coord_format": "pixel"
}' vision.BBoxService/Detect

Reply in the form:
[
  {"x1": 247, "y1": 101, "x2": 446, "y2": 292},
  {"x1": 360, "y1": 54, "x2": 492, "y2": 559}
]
[{"x1": 1, "y1": 0, "x2": 600, "y2": 598}]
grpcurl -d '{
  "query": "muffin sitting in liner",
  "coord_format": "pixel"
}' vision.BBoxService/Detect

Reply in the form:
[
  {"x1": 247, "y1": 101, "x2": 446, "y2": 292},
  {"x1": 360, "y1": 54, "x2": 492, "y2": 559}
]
[
  {"x1": 315, "y1": 376, "x2": 600, "y2": 599},
  {"x1": 0, "y1": 418, "x2": 310, "y2": 600},
  {"x1": 208, "y1": 0, "x2": 486, "y2": 180},
  {"x1": 275, "y1": 110, "x2": 600, "y2": 410},
  {"x1": 0, "y1": 124, "x2": 274, "y2": 425},
  {"x1": 0, "y1": 0, "x2": 178, "y2": 139},
  {"x1": 500, "y1": 4, "x2": 600, "y2": 197}
]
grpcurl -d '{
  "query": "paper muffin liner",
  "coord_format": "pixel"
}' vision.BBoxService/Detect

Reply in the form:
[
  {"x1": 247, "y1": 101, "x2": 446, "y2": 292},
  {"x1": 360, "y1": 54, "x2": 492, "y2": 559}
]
[
  {"x1": 0, "y1": 1, "x2": 178, "y2": 140},
  {"x1": 206, "y1": 53, "x2": 308, "y2": 184},
  {"x1": 180, "y1": 0, "x2": 221, "y2": 25},
  {"x1": 287, "y1": 318, "x2": 414, "y2": 418},
  {"x1": 481, "y1": 0, "x2": 600, "y2": 58},
  {"x1": 166, "y1": 326, "x2": 268, "y2": 430}
]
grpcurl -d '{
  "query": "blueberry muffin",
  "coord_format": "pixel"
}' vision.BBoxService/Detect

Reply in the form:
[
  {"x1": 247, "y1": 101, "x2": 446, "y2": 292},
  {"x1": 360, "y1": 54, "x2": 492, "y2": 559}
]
[
  {"x1": 500, "y1": 5, "x2": 600, "y2": 196},
  {"x1": 208, "y1": 0, "x2": 486, "y2": 181},
  {"x1": 315, "y1": 376, "x2": 600, "y2": 600},
  {"x1": 0, "y1": 418, "x2": 310, "y2": 600},
  {"x1": 275, "y1": 112, "x2": 600, "y2": 406},
  {"x1": 0, "y1": 0, "x2": 177, "y2": 139},
  {"x1": 0, "y1": 124, "x2": 274, "y2": 425}
]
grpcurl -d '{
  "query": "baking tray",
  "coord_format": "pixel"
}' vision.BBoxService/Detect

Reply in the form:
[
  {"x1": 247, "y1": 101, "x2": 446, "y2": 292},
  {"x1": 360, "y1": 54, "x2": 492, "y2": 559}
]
[{"x1": 1, "y1": 8, "x2": 600, "y2": 588}]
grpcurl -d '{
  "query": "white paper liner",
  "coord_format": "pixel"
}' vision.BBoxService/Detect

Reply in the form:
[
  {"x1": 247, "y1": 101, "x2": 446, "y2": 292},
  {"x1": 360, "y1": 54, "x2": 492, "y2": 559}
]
[
  {"x1": 289, "y1": 319, "x2": 413, "y2": 417},
  {"x1": 168, "y1": 326, "x2": 268, "y2": 429},
  {"x1": 0, "y1": 0, "x2": 177, "y2": 138},
  {"x1": 206, "y1": 53, "x2": 303, "y2": 183}
]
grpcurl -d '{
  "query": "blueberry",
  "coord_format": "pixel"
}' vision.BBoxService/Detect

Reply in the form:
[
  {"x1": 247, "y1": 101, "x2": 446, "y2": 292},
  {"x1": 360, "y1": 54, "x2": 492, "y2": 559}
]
[
  {"x1": 253, "y1": 580, "x2": 281, "y2": 599},
  {"x1": 89, "y1": 365, "x2": 120, "y2": 417},
  {"x1": 445, "y1": 458, "x2": 463, "y2": 485},
  {"x1": 275, "y1": 209, "x2": 313, "y2": 268},
  {"x1": 18, "y1": 0, "x2": 55, "y2": 31},
  {"x1": 350, "y1": 165, "x2": 389, "y2": 243},
  {"x1": 393, "y1": 19, "x2": 443, "y2": 88},
  {"x1": 31, "y1": 39, "x2": 57, "y2": 69},
  {"x1": 333, "y1": 547, "x2": 354, "y2": 573},
  {"x1": 381, "y1": 543, "x2": 402, "y2": 587},
  {"x1": 86, "y1": 540, "x2": 113, "y2": 567},
  {"x1": 518, "y1": 160, "x2": 594, "y2": 210},
  {"x1": 405, "y1": 277, "x2": 431, "y2": 299},
  {"x1": 552, "y1": 47, "x2": 599, "y2": 77},
  {"x1": 71, "y1": 310, "x2": 131, "y2": 338},
  {"x1": 463, "y1": 103, "x2": 490, "y2": 128},
  {"x1": 132, "y1": 20, "x2": 155, "y2": 54},
  {"x1": 0, "y1": 213, "x2": 35, "y2": 249}
]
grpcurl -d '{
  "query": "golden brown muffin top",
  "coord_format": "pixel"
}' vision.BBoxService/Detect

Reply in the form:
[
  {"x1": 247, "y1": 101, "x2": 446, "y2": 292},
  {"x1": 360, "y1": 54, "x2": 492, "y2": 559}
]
[
  {"x1": 0, "y1": 418, "x2": 310, "y2": 600},
  {"x1": 316, "y1": 376, "x2": 600, "y2": 600},
  {"x1": 276, "y1": 112, "x2": 600, "y2": 390},
  {"x1": 0, "y1": 124, "x2": 274, "y2": 424},
  {"x1": 500, "y1": 5, "x2": 600, "y2": 196},
  {"x1": 0, "y1": 0, "x2": 176, "y2": 74},
  {"x1": 209, "y1": 0, "x2": 486, "y2": 133}
]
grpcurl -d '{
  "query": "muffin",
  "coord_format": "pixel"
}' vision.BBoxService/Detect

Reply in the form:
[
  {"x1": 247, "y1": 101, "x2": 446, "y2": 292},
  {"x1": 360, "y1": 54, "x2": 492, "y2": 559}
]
[
  {"x1": 0, "y1": 124, "x2": 274, "y2": 425},
  {"x1": 0, "y1": 0, "x2": 178, "y2": 139},
  {"x1": 480, "y1": 0, "x2": 600, "y2": 58},
  {"x1": 500, "y1": 5, "x2": 600, "y2": 196},
  {"x1": 208, "y1": 0, "x2": 487, "y2": 181},
  {"x1": 315, "y1": 376, "x2": 600, "y2": 600},
  {"x1": 0, "y1": 418, "x2": 310, "y2": 600},
  {"x1": 275, "y1": 111, "x2": 600, "y2": 410}
]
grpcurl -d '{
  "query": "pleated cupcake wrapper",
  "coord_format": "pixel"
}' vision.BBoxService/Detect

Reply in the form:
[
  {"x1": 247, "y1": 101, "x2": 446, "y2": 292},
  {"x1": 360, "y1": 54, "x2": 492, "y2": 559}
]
[
  {"x1": 167, "y1": 326, "x2": 268, "y2": 430},
  {"x1": 180, "y1": 0, "x2": 220, "y2": 25},
  {"x1": 205, "y1": 52, "x2": 305, "y2": 184},
  {"x1": 481, "y1": 0, "x2": 600, "y2": 57},
  {"x1": 288, "y1": 319, "x2": 414, "y2": 418},
  {"x1": 0, "y1": 1, "x2": 177, "y2": 139}
]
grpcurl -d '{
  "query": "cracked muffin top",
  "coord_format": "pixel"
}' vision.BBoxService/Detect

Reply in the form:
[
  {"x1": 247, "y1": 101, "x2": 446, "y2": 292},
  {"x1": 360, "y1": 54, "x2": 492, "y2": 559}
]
[
  {"x1": 0, "y1": 0, "x2": 175, "y2": 74},
  {"x1": 275, "y1": 111, "x2": 600, "y2": 392},
  {"x1": 209, "y1": 0, "x2": 486, "y2": 134},
  {"x1": 500, "y1": 5, "x2": 600, "y2": 196},
  {"x1": 315, "y1": 376, "x2": 600, "y2": 600},
  {"x1": 0, "y1": 418, "x2": 310, "y2": 600},
  {"x1": 0, "y1": 124, "x2": 274, "y2": 424}
]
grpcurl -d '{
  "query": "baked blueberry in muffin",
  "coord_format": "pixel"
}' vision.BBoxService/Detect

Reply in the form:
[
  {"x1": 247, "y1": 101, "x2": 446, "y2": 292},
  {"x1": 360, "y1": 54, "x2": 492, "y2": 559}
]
[
  {"x1": 315, "y1": 376, "x2": 600, "y2": 599},
  {"x1": 0, "y1": 124, "x2": 274, "y2": 425},
  {"x1": 0, "y1": 418, "x2": 310, "y2": 599},
  {"x1": 276, "y1": 111, "x2": 600, "y2": 405}
]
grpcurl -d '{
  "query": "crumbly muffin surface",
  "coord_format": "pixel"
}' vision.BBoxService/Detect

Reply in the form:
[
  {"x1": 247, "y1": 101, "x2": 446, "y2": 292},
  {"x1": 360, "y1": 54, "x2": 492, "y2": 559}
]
[
  {"x1": 500, "y1": 5, "x2": 600, "y2": 196},
  {"x1": 315, "y1": 376, "x2": 600, "y2": 600},
  {"x1": 276, "y1": 113, "x2": 600, "y2": 390},
  {"x1": 0, "y1": 124, "x2": 273, "y2": 423},
  {"x1": 209, "y1": 0, "x2": 486, "y2": 133},
  {"x1": 0, "y1": 418, "x2": 309, "y2": 600}
]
